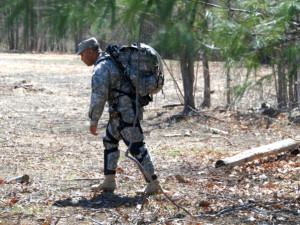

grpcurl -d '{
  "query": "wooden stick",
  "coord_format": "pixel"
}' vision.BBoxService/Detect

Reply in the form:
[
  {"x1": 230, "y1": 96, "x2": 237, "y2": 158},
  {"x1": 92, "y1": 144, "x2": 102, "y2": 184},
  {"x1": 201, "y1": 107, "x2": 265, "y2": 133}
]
[
  {"x1": 60, "y1": 178, "x2": 101, "y2": 181},
  {"x1": 87, "y1": 217, "x2": 103, "y2": 225},
  {"x1": 215, "y1": 138, "x2": 300, "y2": 168},
  {"x1": 201, "y1": 125, "x2": 228, "y2": 135}
]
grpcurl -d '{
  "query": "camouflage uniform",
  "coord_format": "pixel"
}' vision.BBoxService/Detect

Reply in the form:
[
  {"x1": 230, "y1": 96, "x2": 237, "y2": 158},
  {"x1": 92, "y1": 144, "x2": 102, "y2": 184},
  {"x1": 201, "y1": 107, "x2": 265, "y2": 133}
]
[{"x1": 89, "y1": 53, "x2": 157, "y2": 181}]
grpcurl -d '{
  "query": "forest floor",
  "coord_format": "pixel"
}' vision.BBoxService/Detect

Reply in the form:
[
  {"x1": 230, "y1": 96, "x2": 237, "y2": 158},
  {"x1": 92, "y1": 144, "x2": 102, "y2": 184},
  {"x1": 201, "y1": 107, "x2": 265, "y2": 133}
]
[{"x1": 0, "y1": 53, "x2": 299, "y2": 225}]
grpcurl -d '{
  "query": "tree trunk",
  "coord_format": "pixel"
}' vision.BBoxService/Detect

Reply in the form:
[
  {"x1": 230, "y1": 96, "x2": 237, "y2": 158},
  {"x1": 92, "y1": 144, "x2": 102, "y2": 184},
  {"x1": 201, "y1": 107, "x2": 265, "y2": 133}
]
[
  {"x1": 74, "y1": 21, "x2": 83, "y2": 53},
  {"x1": 16, "y1": 22, "x2": 19, "y2": 50},
  {"x1": 43, "y1": 38, "x2": 47, "y2": 52},
  {"x1": 287, "y1": 43, "x2": 298, "y2": 109},
  {"x1": 277, "y1": 62, "x2": 287, "y2": 109},
  {"x1": 9, "y1": 23, "x2": 15, "y2": 50},
  {"x1": 297, "y1": 65, "x2": 300, "y2": 111},
  {"x1": 180, "y1": 48, "x2": 195, "y2": 112},
  {"x1": 24, "y1": 3, "x2": 29, "y2": 51},
  {"x1": 226, "y1": 66, "x2": 231, "y2": 108},
  {"x1": 277, "y1": 48, "x2": 288, "y2": 109},
  {"x1": 29, "y1": 0, "x2": 35, "y2": 52},
  {"x1": 201, "y1": 50, "x2": 210, "y2": 108},
  {"x1": 36, "y1": 0, "x2": 42, "y2": 53},
  {"x1": 288, "y1": 68, "x2": 294, "y2": 108}
]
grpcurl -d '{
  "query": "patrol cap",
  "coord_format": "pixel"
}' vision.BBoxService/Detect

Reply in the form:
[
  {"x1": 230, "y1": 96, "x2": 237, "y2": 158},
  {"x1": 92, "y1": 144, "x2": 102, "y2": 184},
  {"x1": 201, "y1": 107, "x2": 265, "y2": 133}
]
[{"x1": 76, "y1": 37, "x2": 100, "y2": 55}]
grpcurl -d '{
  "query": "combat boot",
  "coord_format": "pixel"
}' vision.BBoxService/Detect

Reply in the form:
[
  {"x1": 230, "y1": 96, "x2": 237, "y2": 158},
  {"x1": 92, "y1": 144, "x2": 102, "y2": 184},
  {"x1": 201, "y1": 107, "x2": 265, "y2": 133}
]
[
  {"x1": 91, "y1": 175, "x2": 116, "y2": 192},
  {"x1": 136, "y1": 179, "x2": 160, "y2": 195}
]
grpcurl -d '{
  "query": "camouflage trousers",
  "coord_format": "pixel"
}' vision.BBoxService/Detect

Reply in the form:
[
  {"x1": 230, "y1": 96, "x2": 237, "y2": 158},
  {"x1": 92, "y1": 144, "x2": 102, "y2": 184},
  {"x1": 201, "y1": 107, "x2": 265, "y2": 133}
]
[{"x1": 102, "y1": 113, "x2": 157, "y2": 182}]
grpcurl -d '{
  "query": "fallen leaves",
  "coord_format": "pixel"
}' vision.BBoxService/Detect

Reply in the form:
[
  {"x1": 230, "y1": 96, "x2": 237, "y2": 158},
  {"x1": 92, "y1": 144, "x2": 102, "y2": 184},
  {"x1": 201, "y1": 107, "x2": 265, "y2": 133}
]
[
  {"x1": 199, "y1": 200, "x2": 211, "y2": 207},
  {"x1": 10, "y1": 199, "x2": 19, "y2": 204},
  {"x1": 205, "y1": 183, "x2": 214, "y2": 189},
  {"x1": 265, "y1": 182, "x2": 276, "y2": 189},
  {"x1": 6, "y1": 198, "x2": 19, "y2": 206}
]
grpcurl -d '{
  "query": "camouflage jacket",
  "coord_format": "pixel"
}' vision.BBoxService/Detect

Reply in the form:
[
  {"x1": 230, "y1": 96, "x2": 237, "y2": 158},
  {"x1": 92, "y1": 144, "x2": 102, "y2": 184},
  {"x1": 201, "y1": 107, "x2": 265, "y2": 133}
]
[{"x1": 89, "y1": 53, "x2": 141, "y2": 126}]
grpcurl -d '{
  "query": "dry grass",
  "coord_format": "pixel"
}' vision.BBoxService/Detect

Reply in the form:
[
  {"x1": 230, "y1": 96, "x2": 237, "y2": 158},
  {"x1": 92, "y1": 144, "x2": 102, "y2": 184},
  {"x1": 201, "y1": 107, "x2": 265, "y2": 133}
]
[{"x1": 0, "y1": 53, "x2": 299, "y2": 224}]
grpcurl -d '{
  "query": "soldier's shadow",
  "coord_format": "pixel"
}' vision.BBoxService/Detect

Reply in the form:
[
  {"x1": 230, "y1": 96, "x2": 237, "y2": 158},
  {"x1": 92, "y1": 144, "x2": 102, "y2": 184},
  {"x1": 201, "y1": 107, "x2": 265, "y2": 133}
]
[{"x1": 53, "y1": 192, "x2": 143, "y2": 209}]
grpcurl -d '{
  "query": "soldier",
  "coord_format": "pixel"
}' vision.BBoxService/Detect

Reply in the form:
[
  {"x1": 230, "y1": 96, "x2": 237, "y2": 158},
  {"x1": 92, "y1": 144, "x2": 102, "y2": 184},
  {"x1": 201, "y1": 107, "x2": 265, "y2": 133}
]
[
  {"x1": 76, "y1": 37, "x2": 159, "y2": 194},
  {"x1": 260, "y1": 102, "x2": 278, "y2": 129},
  {"x1": 260, "y1": 102, "x2": 277, "y2": 118}
]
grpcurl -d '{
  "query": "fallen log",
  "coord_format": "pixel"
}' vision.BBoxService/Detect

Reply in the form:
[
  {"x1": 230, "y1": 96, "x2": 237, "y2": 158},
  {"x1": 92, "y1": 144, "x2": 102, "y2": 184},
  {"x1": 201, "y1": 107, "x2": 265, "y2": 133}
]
[
  {"x1": 6, "y1": 174, "x2": 30, "y2": 184},
  {"x1": 215, "y1": 138, "x2": 300, "y2": 168}
]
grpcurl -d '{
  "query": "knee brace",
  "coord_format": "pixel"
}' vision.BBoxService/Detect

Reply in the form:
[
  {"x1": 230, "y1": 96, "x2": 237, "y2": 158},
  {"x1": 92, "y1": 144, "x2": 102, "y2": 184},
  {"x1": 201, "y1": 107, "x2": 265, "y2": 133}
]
[
  {"x1": 103, "y1": 129, "x2": 120, "y2": 150},
  {"x1": 103, "y1": 130, "x2": 119, "y2": 145},
  {"x1": 129, "y1": 142, "x2": 157, "y2": 182},
  {"x1": 129, "y1": 142, "x2": 147, "y2": 163},
  {"x1": 104, "y1": 148, "x2": 120, "y2": 175}
]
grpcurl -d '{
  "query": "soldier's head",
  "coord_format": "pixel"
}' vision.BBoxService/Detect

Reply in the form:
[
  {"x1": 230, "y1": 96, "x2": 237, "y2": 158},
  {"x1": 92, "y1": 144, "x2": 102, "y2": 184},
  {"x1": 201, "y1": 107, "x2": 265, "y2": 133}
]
[
  {"x1": 261, "y1": 102, "x2": 267, "y2": 108},
  {"x1": 76, "y1": 37, "x2": 101, "y2": 66}
]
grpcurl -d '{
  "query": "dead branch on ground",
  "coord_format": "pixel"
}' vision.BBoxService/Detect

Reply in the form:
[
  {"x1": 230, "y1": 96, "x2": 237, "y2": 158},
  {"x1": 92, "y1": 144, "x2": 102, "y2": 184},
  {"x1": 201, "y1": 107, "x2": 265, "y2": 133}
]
[{"x1": 215, "y1": 138, "x2": 300, "y2": 168}]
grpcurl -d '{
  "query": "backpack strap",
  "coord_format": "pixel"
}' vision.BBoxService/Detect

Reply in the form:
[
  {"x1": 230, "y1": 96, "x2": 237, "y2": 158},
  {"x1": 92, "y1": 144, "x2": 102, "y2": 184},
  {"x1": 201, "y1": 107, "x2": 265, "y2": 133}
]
[
  {"x1": 105, "y1": 46, "x2": 136, "y2": 94},
  {"x1": 95, "y1": 54, "x2": 110, "y2": 65}
]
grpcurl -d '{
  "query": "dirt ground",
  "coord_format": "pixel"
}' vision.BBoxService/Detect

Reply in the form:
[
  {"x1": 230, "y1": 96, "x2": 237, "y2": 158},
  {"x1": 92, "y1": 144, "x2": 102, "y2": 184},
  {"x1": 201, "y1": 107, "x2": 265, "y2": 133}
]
[{"x1": 0, "y1": 53, "x2": 299, "y2": 225}]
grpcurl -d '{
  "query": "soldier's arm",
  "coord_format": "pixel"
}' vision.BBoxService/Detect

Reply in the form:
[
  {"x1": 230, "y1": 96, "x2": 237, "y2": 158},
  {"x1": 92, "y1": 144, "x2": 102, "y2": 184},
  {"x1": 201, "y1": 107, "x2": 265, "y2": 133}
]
[{"x1": 88, "y1": 63, "x2": 110, "y2": 127}]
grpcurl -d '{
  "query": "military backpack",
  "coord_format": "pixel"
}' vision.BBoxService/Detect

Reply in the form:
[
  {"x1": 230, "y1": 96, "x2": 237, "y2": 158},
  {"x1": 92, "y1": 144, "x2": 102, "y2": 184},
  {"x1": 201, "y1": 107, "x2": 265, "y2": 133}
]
[{"x1": 106, "y1": 43, "x2": 164, "y2": 106}]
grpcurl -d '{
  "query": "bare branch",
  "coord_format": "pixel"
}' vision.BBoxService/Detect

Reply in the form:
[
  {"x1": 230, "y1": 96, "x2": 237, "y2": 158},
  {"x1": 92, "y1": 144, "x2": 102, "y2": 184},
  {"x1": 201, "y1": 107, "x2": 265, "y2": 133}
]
[
  {"x1": 162, "y1": 59, "x2": 184, "y2": 102},
  {"x1": 197, "y1": 0, "x2": 263, "y2": 16}
]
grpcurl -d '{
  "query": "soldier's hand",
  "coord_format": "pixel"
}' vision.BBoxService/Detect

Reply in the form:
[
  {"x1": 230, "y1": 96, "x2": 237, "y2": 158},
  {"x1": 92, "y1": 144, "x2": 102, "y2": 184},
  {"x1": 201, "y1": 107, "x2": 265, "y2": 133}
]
[{"x1": 90, "y1": 124, "x2": 98, "y2": 136}]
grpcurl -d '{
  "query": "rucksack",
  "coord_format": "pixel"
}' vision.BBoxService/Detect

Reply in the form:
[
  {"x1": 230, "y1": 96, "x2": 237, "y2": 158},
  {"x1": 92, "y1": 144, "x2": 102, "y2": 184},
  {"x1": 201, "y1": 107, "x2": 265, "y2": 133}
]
[{"x1": 106, "y1": 43, "x2": 164, "y2": 106}]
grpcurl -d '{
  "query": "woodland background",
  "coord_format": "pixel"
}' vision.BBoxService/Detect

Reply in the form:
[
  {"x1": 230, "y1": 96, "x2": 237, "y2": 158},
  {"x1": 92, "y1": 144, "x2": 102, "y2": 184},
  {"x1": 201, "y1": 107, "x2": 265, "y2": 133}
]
[{"x1": 1, "y1": 0, "x2": 300, "y2": 111}]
